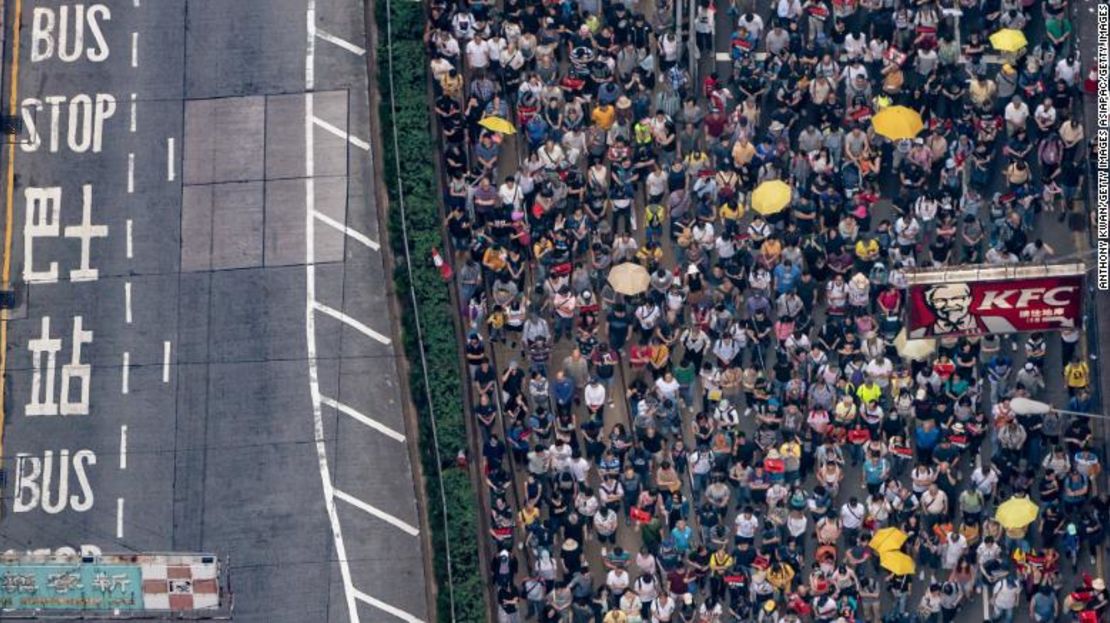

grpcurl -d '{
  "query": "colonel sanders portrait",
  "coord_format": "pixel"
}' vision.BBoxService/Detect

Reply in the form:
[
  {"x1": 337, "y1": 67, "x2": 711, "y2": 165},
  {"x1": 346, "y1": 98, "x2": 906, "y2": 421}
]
[{"x1": 910, "y1": 282, "x2": 984, "y2": 338}]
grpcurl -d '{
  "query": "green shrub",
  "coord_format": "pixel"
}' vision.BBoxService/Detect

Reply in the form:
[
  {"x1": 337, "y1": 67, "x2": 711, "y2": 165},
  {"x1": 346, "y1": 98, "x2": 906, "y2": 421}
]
[{"x1": 375, "y1": 2, "x2": 485, "y2": 622}]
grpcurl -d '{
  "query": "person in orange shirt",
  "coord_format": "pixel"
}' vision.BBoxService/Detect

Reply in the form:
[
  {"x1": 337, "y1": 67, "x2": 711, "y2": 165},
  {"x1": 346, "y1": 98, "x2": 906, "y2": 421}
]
[{"x1": 591, "y1": 103, "x2": 616, "y2": 130}]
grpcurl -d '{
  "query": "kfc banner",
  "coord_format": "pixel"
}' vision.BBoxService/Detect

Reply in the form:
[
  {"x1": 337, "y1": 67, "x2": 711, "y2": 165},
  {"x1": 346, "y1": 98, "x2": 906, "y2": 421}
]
[{"x1": 906, "y1": 264, "x2": 1086, "y2": 338}]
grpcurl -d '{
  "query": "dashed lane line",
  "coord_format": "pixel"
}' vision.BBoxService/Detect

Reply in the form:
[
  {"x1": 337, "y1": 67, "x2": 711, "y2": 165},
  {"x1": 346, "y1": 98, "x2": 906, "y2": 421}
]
[
  {"x1": 167, "y1": 137, "x2": 176, "y2": 181},
  {"x1": 312, "y1": 300, "x2": 392, "y2": 345},
  {"x1": 319, "y1": 394, "x2": 405, "y2": 442},
  {"x1": 313, "y1": 115, "x2": 371, "y2": 151},
  {"x1": 352, "y1": 589, "x2": 425, "y2": 623},
  {"x1": 315, "y1": 29, "x2": 367, "y2": 56},
  {"x1": 313, "y1": 210, "x2": 380, "y2": 250},
  {"x1": 119, "y1": 425, "x2": 128, "y2": 470},
  {"x1": 332, "y1": 488, "x2": 419, "y2": 536}
]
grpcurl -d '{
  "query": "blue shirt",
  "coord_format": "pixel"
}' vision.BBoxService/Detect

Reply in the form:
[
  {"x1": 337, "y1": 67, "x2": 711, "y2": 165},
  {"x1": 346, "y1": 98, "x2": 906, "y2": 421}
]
[
  {"x1": 863, "y1": 458, "x2": 888, "y2": 485},
  {"x1": 672, "y1": 526, "x2": 693, "y2": 552},
  {"x1": 553, "y1": 378, "x2": 575, "y2": 404},
  {"x1": 914, "y1": 425, "x2": 941, "y2": 450},
  {"x1": 773, "y1": 263, "x2": 801, "y2": 294}
]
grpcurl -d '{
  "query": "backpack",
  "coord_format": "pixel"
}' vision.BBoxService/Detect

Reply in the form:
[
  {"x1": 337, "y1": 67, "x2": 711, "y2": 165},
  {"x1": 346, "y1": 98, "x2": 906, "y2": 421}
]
[{"x1": 1039, "y1": 135, "x2": 1063, "y2": 167}]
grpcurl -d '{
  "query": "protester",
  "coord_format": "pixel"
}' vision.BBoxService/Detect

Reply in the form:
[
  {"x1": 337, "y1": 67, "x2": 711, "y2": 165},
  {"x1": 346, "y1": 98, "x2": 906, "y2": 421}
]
[{"x1": 424, "y1": 0, "x2": 1106, "y2": 619}]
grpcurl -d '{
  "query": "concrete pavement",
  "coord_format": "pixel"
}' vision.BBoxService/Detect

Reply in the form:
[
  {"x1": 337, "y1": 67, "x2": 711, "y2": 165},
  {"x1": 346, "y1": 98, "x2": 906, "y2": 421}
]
[{"x1": 0, "y1": 0, "x2": 428, "y2": 621}]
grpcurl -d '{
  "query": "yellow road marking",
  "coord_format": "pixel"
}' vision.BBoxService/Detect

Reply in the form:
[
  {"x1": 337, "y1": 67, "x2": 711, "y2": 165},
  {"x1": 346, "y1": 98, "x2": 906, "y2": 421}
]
[{"x1": 0, "y1": 0, "x2": 23, "y2": 471}]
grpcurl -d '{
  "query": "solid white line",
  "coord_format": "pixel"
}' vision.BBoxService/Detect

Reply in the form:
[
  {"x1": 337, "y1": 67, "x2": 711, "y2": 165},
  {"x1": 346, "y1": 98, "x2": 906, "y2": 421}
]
[
  {"x1": 121, "y1": 352, "x2": 130, "y2": 395},
  {"x1": 130, "y1": 33, "x2": 138, "y2": 68},
  {"x1": 312, "y1": 301, "x2": 392, "y2": 344},
  {"x1": 129, "y1": 94, "x2": 137, "y2": 132},
  {"x1": 167, "y1": 137, "x2": 176, "y2": 181},
  {"x1": 126, "y1": 219, "x2": 133, "y2": 259},
  {"x1": 333, "y1": 488, "x2": 420, "y2": 536},
  {"x1": 119, "y1": 425, "x2": 128, "y2": 470},
  {"x1": 319, "y1": 395, "x2": 405, "y2": 442},
  {"x1": 124, "y1": 282, "x2": 132, "y2": 324},
  {"x1": 162, "y1": 341, "x2": 171, "y2": 383},
  {"x1": 305, "y1": 0, "x2": 360, "y2": 620},
  {"x1": 313, "y1": 116, "x2": 370, "y2": 151},
  {"x1": 315, "y1": 29, "x2": 367, "y2": 56},
  {"x1": 306, "y1": 2, "x2": 316, "y2": 91},
  {"x1": 127, "y1": 153, "x2": 135, "y2": 193},
  {"x1": 313, "y1": 210, "x2": 380, "y2": 250},
  {"x1": 116, "y1": 498, "x2": 124, "y2": 538},
  {"x1": 351, "y1": 589, "x2": 425, "y2": 623}
]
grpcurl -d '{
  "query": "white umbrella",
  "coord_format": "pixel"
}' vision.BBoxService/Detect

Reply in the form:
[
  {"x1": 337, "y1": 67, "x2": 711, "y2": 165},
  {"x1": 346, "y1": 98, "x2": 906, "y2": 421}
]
[
  {"x1": 1009, "y1": 397, "x2": 1053, "y2": 415},
  {"x1": 894, "y1": 328, "x2": 936, "y2": 362},
  {"x1": 1010, "y1": 397, "x2": 1110, "y2": 419}
]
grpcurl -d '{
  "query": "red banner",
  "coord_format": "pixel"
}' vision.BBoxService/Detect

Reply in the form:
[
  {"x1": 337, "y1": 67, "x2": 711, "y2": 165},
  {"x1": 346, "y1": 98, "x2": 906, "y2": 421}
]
[{"x1": 907, "y1": 275, "x2": 1084, "y2": 338}]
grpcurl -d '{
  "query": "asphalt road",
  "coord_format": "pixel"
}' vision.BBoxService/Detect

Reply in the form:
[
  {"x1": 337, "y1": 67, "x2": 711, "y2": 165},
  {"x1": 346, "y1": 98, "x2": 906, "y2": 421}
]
[{"x1": 0, "y1": 1, "x2": 428, "y2": 622}]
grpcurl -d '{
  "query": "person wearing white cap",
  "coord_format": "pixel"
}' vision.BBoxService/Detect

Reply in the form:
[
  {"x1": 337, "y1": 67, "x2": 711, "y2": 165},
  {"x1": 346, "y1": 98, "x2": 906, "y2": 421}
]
[{"x1": 1015, "y1": 361, "x2": 1046, "y2": 397}]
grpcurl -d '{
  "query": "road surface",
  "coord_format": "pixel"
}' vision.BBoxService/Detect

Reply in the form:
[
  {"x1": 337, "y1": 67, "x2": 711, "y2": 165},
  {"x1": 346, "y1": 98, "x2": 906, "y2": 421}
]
[{"x1": 0, "y1": 1, "x2": 429, "y2": 621}]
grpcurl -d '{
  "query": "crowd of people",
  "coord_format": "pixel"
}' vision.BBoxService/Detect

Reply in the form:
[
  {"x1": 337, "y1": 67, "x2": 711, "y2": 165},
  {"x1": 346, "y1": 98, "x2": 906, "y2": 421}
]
[{"x1": 422, "y1": 0, "x2": 1109, "y2": 620}]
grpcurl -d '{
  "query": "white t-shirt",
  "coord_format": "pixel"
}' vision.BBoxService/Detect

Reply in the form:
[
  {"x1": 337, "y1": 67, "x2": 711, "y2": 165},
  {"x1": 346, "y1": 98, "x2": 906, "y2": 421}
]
[
  {"x1": 465, "y1": 39, "x2": 490, "y2": 69},
  {"x1": 1004, "y1": 101, "x2": 1029, "y2": 127},
  {"x1": 840, "y1": 502, "x2": 865, "y2": 529},
  {"x1": 734, "y1": 513, "x2": 759, "y2": 538}
]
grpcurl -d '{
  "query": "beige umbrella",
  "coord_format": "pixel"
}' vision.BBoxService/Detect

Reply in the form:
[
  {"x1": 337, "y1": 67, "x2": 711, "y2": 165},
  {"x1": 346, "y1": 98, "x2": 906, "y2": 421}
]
[
  {"x1": 895, "y1": 327, "x2": 936, "y2": 361},
  {"x1": 607, "y1": 262, "x2": 651, "y2": 295}
]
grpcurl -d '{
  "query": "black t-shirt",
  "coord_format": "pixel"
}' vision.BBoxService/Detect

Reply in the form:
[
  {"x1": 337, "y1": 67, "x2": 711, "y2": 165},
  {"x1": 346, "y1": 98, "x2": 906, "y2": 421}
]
[{"x1": 474, "y1": 366, "x2": 497, "y2": 388}]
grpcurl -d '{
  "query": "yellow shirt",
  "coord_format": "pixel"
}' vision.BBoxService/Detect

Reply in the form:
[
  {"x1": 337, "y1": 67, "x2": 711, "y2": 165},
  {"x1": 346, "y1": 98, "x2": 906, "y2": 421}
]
[
  {"x1": 856, "y1": 383, "x2": 882, "y2": 405},
  {"x1": 710, "y1": 551, "x2": 734, "y2": 573},
  {"x1": 1065, "y1": 361, "x2": 1089, "y2": 388},
  {"x1": 720, "y1": 202, "x2": 745, "y2": 222},
  {"x1": 731, "y1": 140, "x2": 756, "y2": 166},
  {"x1": 592, "y1": 105, "x2": 616, "y2": 130}
]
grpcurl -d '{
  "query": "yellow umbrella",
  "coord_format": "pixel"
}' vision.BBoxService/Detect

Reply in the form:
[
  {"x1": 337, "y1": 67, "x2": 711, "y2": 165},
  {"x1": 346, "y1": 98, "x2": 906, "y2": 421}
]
[
  {"x1": 751, "y1": 180, "x2": 792, "y2": 216},
  {"x1": 479, "y1": 115, "x2": 517, "y2": 135},
  {"x1": 895, "y1": 328, "x2": 937, "y2": 362},
  {"x1": 870, "y1": 527, "x2": 909, "y2": 553},
  {"x1": 871, "y1": 105, "x2": 924, "y2": 141},
  {"x1": 990, "y1": 28, "x2": 1028, "y2": 53},
  {"x1": 879, "y1": 551, "x2": 916, "y2": 576},
  {"x1": 995, "y1": 496, "x2": 1039, "y2": 529},
  {"x1": 607, "y1": 262, "x2": 651, "y2": 296}
]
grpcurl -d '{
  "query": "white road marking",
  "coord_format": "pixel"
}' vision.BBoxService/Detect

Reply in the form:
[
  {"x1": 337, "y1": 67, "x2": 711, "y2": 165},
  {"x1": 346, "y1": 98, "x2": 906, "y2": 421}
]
[
  {"x1": 121, "y1": 352, "x2": 130, "y2": 394},
  {"x1": 119, "y1": 425, "x2": 128, "y2": 470},
  {"x1": 130, "y1": 33, "x2": 138, "y2": 68},
  {"x1": 116, "y1": 498, "x2": 124, "y2": 538},
  {"x1": 126, "y1": 219, "x2": 133, "y2": 259},
  {"x1": 319, "y1": 395, "x2": 405, "y2": 442},
  {"x1": 312, "y1": 116, "x2": 370, "y2": 151},
  {"x1": 313, "y1": 210, "x2": 380, "y2": 250},
  {"x1": 124, "y1": 281, "x2": 132, "y2": 324},
  {"x1": 133, "y1": 0, "x2": 140, "y2": 6},
  {"x1": 127, "y1": 153, "x2": 135, "y2": 193},
  {"x1": 162, "y1": 341, "x2": 171, "y2": 383},
  {"x1": 129, "y1": 94, "x2": 137, "y2": 133},
  {"x1": 305, "y1": 0, "x2": 359, "y2": 620},
  {"x1": 312, "y1": 300, "x2": 392, "y2": 344},
  {"x1": 315, "y1": 29, "x2": 367, "y2": 56},
  {"x1": 306, "y1": 2, "x2": 316, "y2": 91},
  {"x1": 167, "y1": 137, "x2": 175, "y2": 181},
  {"x1": 352, "y1": 589, "x2": 425, "y2": 623},
  {"x1": 333, "y1": 488, "x2": 419, "y2": 536}
]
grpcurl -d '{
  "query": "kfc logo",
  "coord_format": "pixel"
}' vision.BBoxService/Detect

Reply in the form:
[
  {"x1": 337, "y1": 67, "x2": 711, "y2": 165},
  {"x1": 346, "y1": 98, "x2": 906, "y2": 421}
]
[
  {"x1": 907, "y1": 275, "x2": 1084, "y2": 338},
  {"x1": 976, "y1": 286, "x2": 1080, "y2": 310}
]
